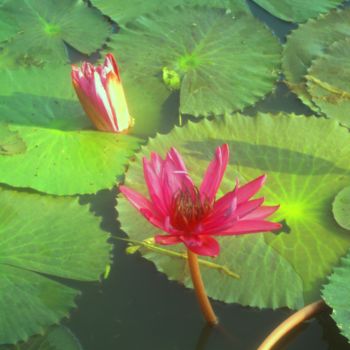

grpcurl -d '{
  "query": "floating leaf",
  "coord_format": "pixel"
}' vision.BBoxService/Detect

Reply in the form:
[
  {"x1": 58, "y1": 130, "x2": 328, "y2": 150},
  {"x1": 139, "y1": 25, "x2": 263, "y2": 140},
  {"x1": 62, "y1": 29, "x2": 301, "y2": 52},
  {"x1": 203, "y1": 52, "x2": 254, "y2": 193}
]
[
  {"x1": 118, "y1": 112, "x2": 350, "y2": 308},
  {"x1": 106, "y1": 7, "x2": 281, "y2": 117},
  {"x1": 0, "y1": 326, "x2": 82, "y2": 350},
  {"x1": 0, "y1": 66, "x2": 141, "y2": 195},
  {"x1": 252, "y1": 0, "x2": 344, "y2": 23},
  {"x1": 90, "y1": 0, "x2": 248, "y2": 25},
  {"x1": 0, "y1": 187, "x2": 110, "y2": 344},
  {"x1": 0, "y1": 0, "x2": 111, "y2": 64},
  {"x1": 0, "y1": 124, "x2": 26, "y2": 155},
  {"x1": 322, "y1": 250, "x2": 350, "y2": 343},
  {"x1": 333, "y1": 186, "x2": 350, "y2": 231},
  {"x1": 282, "y1": 8, "x2": 350, "y2": 109},
  {"x1": 0, "y1": 125, "x2": 140, "y2": 195},
  {"x1": 306, "y1": 38, "x2": 350, "y2": 126},
  {"x1": 0, "y1": 65, "x2": 89, "y2": 130},
  {"x1": 118, "y1": 113, "x2": 350, "y2": 306},
  {"x1": 0, "y1": 4, "x2": 18, "y2": 43}
]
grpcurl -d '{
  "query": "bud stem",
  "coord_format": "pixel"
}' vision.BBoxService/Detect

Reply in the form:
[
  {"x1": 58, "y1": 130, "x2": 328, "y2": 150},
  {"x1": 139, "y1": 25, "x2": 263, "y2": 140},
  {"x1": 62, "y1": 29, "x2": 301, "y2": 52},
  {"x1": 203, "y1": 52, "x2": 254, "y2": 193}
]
[
  {"x1": 187, "y1": 249, "x2": 218, "y2": 326},
  {"x1": 257, "y1": 300, "x2": 326, "y2": 350}
]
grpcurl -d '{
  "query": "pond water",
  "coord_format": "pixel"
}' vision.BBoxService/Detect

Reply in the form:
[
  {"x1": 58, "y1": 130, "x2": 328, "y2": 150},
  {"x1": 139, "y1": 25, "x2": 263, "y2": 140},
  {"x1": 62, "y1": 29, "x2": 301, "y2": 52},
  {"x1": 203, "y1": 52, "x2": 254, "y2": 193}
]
[{"x1": 61, "y1": 2, "x2": 350, "y2": 349}]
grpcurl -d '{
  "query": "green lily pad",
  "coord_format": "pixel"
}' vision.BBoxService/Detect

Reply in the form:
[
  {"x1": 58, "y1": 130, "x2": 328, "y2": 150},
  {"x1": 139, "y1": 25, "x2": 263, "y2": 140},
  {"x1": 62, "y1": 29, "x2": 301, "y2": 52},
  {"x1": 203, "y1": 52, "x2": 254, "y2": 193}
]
[
  {"x1": 118, "y1": 112, "x2": 350, "y2": 308},
  {"x1": 306, "y1": 38, "x2": 350, "y2": 126},
  {"x1": 105, "y1": 6, "x2": 281, "y2": 117},
  {"x1": 333, "y1": 187, "x2": 350, "y2": 231},
  {"x1": 90, "y1": 0, "x2": 248, "y2": 25},
  {"x1": 252, "y1": 0, "x2": 344, "y2": 23},
  {"x1": 0, "y1": 0, "x2": 111, "y2": 65},
  {"x1": 0, "y1": 5, "x2": 18, "y2": 43},
  {"x1": 322, "y1": 250, "x2": 350, "y2": 343},
  {"x1": 0, "y1": 326, "x2": 82, "y2": 350},
  {"x1": 282, "y1": 8, "x2": 350, "y2": 110},
  {"x1": 0, "y1": 124, "x2": 140, "y2": 195},
  {"x1": 0, "y1": 124, "x2": 26, "y2": 155},
  {"x1": 0, "y1": 66, "x2": 141, "y2": 195},
  {"x1": 0, "y1": 187, "x2": 110, "y2": 344},
  {"x1": 0, "y1": 65, "x2": 89, "y2": 130}
]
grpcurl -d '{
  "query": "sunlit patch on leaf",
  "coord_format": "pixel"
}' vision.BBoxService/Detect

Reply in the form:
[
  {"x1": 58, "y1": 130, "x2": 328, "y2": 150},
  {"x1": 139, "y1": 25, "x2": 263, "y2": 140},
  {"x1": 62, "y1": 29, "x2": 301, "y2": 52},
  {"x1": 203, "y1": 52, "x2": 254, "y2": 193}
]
[
  {"x1": 0, "y1": 187, "x2": 110, "y2": 344},
  {"x1": 105, "y1": 6, "x2": 281, "y2": 118}
]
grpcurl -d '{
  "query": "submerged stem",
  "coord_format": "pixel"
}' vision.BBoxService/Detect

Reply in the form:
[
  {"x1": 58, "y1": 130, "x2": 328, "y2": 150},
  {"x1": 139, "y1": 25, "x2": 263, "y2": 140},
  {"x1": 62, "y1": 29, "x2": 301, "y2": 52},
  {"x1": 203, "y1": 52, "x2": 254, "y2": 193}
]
[
  {"x1": 187, "y1": 249, "x2": 218, "y2": 326},
  {"x1": 257, "y1": 300, "x2": 326, "y2": 350}
]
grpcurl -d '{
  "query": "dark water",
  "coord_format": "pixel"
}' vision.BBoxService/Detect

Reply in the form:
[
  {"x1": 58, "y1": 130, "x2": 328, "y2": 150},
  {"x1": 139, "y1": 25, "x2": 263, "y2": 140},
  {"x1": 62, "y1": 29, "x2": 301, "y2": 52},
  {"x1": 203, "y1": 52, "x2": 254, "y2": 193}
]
[{"x1": 64, "y1": 2, "x2": 350, "y2": 349}]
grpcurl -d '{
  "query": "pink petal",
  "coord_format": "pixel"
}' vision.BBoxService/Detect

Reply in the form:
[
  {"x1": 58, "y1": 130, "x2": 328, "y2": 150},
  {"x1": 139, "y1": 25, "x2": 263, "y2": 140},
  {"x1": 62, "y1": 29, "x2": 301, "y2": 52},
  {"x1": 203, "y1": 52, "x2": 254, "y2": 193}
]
[
  {"x1": 200, "y1": 144, "x2": 229, "y2": 202},
  {"x1": 143, "y1": 158, "x2": 168, "y2": 216},
  {"x1": 202, "y1": 197, "x2": 265, "y2": 234},
  {"x1": 161, "y1": 148, "x2": 195, "y2": 209},
  {"x1": 214, "y1": 220, "x2": 282, "y2": 236},
  {"x1": 155, "y1": 234, "x2": 182, "y2": 245},
  {"x1": 235, "y1": 197, "x2": 264, "y2": 218},
  {"x1": 105, "y1": 53, "x2": 120, "y2": 79},
  {"x1": 244, "y1": 205, "x2": 280, "y2": 220},
  {"x1": 182, "y1": 235, "x2": 220, "y2": 257},
  {"x1": 236, "y1": 174, "x2": 266, "y2": 203},
  {"x1": 119, "y1": 185, "x2": 165, "y2": 231}
]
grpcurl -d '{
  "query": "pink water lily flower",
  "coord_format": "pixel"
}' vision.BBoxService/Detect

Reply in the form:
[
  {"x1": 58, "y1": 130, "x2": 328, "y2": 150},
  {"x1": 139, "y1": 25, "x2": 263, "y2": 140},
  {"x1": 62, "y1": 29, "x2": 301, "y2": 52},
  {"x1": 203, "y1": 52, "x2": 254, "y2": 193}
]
[
  {"x1": 72, "y1": 53, "x2": 132, "y2": 133},
  {"x1": 120, "y1": 144, "x2": 281, "y2": 257}
]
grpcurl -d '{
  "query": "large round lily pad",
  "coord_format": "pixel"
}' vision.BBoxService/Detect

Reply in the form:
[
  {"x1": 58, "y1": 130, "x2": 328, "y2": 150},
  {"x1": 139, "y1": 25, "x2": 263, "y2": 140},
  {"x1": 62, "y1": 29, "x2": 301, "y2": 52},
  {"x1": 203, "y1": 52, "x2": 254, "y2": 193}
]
[
  {"x1": 306, "y1": 38, "x2": 350, "y2": 126},
  {"x1": 252, "y1": 0, "x2": 344, "y2": 23},
  {"x1": 0, "y1": 187, "x2": 110, "y2": 344},
  {"x1": 0, "y1": 66, "x2": 141, "y2": 195},
  {"x1": 0, "y1": 0, "x2": 111, "y2": 65},
  {"x1": 282, "y1": 8, "x2": 350, "y2": 109},
  {"x1": 322, "y1": 250, "x2": 350, "y2": 343},
  {"x1": 106, "y1": 6, "x2": 281, "y2": 117},
  {"x1": 118, "y1": 112, "x2": 350, "y2": 308},
  {"x1": 90, "y1": 0, "x2": 248, "y2": 25}
]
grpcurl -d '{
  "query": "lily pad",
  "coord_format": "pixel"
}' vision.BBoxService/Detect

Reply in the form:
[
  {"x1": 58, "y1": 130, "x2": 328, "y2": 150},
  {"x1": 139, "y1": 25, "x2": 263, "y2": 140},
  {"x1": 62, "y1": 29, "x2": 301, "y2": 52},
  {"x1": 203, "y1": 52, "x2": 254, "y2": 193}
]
[
  {"x1": 0, "y1": 187, "x2": 110, "y2": 344},
  {"x1": 0, "y1": 66, "x2": 141, "y2": 195},
  {"x1": 0, "y1": 65, "x2": 89, "y2": 130},
  {"x1": 252, "y1": 0, "x2": 344, "y2": 23},
  {"x1": 0, "y1": 5, "x2": 18, "y2": 43},
  {"x1": 90, "y1": 0, "x2": 248, "y2": 25},
  {"x1": 0, "y1": 326, "x2": 82, "y2": 350},
  {"x1": 0, "y1": 125, "x2": 140, "y2": 195},
  {"x1": 282, "y1": 8, "x2": 350, "y2": 109},
  {"x1": 0, "y1": 124, "x2": 26, "y2": 155},
  {"x1": 322, "y1": 250, "x2": 350, "y2": 343},
  {"x1": 333, "y1": 187, "x2": 350, "y2": 231},
  {"x1": 118, "y1": 112, "x2": 350, "y2": 308},
  {"x1": 306, "y1": 38, "x2": 350, "y2": 126},
  {"x1": 106, "y1": 6, "x2": 281, "y2": 117},
  {"x1": 0, "y1": 0, "x2": 111, "y2": 65}
]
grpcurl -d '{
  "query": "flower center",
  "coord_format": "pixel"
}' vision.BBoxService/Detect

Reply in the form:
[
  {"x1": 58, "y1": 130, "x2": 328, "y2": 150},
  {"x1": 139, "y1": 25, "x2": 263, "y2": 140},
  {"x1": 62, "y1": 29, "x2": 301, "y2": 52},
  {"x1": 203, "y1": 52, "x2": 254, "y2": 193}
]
[{"x1": 170, "y1": 187, "x2": 213, "y2": 232}]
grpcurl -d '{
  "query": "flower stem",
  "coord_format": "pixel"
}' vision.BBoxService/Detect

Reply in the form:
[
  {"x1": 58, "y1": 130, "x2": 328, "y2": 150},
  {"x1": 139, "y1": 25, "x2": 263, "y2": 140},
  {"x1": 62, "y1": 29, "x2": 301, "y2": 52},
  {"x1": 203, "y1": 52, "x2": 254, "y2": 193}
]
[
  {"x1": 257, "y1": 300, "x2": 326, "y2": 350},
  {"x1": 187, "y1": 249, "x2": 218, "y2": 326}
]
